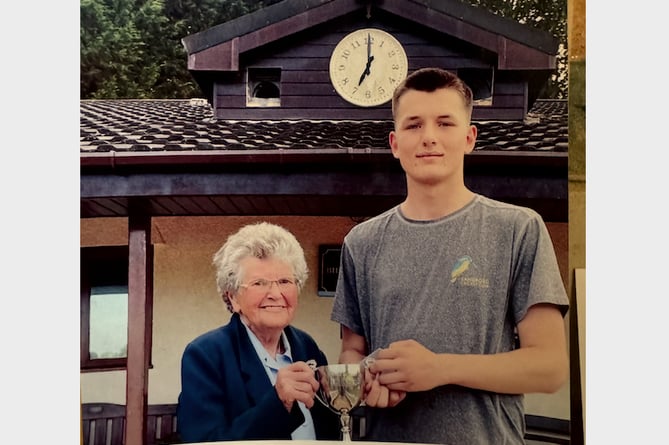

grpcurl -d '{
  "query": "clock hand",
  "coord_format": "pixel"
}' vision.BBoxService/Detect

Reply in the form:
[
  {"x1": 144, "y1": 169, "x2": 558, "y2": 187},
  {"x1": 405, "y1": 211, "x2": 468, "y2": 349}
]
[
  {"x1": 358, "y1": 71, "x2": 366, "y2": 86},
  {"x1": 358, "y1": 33, "x2": 374, "y2": 85},
  {"x1": 358, "y1": 56, "x2": 374, "y2": 85}
]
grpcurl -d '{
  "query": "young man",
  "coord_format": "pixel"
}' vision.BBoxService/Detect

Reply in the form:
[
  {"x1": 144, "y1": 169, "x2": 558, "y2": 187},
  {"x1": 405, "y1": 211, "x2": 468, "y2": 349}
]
[{"x1": 330, "y1": 68, "x2": 569, "y2": 444}]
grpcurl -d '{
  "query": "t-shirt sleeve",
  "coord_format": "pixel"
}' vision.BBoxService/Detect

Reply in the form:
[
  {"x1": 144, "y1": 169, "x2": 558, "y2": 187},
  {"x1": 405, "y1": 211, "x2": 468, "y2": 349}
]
[
  {"x1": 511, "y1": 213, "x2": 570, "y2": 323},
  {"x1": 330, "y1": 239, "x2": 365, "y2": 336}
]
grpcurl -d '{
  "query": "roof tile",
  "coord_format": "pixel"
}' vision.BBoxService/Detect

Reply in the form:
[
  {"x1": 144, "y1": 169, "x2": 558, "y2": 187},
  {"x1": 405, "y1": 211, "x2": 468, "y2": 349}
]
[{"x1": 80, "y1": 99, "x2": 567, "y2": 155}]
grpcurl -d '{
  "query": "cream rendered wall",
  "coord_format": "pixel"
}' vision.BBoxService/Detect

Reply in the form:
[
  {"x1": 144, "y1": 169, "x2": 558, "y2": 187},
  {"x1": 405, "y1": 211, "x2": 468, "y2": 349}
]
[{"x1": 80, "y1": 216, "x2": 570, "y2": 419}]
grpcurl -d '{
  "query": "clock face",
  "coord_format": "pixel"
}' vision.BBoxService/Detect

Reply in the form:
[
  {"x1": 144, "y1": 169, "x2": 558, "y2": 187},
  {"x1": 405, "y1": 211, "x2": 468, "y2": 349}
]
[{"x1": 329, "y1": 28, "x2": 408, "y2": 107}]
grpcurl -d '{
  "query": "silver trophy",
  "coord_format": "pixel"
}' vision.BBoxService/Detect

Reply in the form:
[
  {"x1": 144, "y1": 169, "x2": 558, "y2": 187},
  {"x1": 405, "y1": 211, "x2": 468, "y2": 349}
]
[{"x1": 314, "y1": 363, "x2": 365, "y2": 441}]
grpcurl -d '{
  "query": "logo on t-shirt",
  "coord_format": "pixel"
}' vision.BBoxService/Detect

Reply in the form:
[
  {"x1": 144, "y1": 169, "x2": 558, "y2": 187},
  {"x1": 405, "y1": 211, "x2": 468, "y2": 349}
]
[{"x1": 450, "y1": 256, "x2": 489, "y2": 288}]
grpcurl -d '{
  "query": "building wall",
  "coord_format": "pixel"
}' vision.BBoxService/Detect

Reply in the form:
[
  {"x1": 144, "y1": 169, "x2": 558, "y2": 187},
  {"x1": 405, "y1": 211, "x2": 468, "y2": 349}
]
[
  {"x1": 212, "y1": 11, "x2": 527, "y2": 121},
  {"x1": 80, "y1": 215, "x2": 569, "y2": 419}
]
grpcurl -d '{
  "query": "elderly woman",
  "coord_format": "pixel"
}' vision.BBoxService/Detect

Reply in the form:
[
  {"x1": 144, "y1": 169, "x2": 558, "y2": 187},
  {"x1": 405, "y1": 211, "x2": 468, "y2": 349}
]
[{"x1": 177, "y1": 222, "x2": 339, "y2": 443}]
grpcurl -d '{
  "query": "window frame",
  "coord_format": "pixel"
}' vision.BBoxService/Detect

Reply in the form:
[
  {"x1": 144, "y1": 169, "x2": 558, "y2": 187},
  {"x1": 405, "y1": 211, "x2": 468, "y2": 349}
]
[
  {"x1": 80, "y1": 246, "x2": 132, "y2": 372},
  {"x1": 246, "y1": 67, "x2": 282, "y2": 107},
  {"x1": 457, "y1": 67, "x2": 495, "y2": 106}
]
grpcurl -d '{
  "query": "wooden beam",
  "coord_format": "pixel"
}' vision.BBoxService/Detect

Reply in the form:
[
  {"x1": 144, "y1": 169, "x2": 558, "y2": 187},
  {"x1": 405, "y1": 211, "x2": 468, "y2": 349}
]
[
  {"x1": 236, "y1": 0, "x2": 360, "y2": 53},
  {"x1": 187, "y1": 37, "x2": 239, "y2": 71},
  {"x1": 497, "y1": 36, "x2": 557, "y2": 70},
  {"x1": 381, "y1": 0, "x2": 558, "y2": 55},
  {"x1": 187, "y1": 0, "x2": 361, "y2": 71},
  {"x1": 125, "y1": 208, "x2": 153, "y2": 445},
  {"x1": 80, "y1": 155, "x2": 565, "y2": 199}
]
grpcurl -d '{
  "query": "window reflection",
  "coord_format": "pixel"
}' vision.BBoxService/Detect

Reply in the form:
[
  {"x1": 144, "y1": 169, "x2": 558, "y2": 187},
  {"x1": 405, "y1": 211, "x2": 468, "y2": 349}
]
[{"x1": 89, "y1": 285, "x2": 128, "y2": 359}]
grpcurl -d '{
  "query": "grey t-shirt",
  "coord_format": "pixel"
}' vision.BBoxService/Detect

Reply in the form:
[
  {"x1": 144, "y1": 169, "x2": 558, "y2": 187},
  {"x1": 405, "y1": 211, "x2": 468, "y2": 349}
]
[{"x1": 330, "y1": 194, "x2": 569, "y2": 445}]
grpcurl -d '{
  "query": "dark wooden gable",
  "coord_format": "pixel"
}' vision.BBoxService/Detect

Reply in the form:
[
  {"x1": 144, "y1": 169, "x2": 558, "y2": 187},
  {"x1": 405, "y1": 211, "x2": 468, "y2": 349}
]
[{"x1": 182, "y1": 0, "x2": 559, "y2": 121}]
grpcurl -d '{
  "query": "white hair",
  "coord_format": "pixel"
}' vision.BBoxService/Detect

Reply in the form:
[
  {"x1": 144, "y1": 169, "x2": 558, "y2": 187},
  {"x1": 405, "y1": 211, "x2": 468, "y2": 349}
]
[{"x1": 212, "y1": 222, "x2": 308, "y2": 312}]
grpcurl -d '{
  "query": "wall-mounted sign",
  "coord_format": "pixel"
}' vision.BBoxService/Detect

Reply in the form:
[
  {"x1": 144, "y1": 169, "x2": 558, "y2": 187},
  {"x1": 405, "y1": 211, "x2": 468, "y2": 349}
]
[{"x1": 318, "y1": 245, "x2": 341, "y2": 297}]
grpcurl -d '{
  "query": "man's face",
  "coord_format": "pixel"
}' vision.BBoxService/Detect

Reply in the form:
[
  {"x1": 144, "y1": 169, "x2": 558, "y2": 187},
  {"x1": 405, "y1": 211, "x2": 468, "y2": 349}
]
[{"x1": 389, "y1": 87, "x2": 476, "y2": 186}]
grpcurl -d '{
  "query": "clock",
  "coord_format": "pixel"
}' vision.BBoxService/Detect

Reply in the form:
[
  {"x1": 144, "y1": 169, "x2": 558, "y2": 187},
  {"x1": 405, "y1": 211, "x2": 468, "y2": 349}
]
[{"x1": 329, "y1": 28, "x2": 408, "y2": 107}]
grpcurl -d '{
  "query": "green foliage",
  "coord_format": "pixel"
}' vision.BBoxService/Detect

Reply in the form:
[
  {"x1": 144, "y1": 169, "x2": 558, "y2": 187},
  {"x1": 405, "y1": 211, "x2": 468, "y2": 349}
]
[
  {"x1": 80, "y1": 0, "x2": 278, "y2": 98},
  {"x1": 81, "y1": 0, "x2": 165, "y2": 98},
  {"x1": 80, "y1": 0, "x2": 567, "y2": 99}
]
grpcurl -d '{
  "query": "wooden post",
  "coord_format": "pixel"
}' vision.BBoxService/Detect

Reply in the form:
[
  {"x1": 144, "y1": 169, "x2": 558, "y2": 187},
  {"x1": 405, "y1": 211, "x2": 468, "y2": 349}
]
[
  {"x1": 568, "y1": 0, "x2": 586, "y2": 442},
  {"x1": 125, "y1": 210, "x2": 153, "y2": 445}
]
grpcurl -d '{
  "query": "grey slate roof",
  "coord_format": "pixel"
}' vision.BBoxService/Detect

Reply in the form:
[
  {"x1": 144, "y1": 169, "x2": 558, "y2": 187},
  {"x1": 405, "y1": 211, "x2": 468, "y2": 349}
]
[{"x1": 80, "y1": 99, "x2": 567, "y2": 154}]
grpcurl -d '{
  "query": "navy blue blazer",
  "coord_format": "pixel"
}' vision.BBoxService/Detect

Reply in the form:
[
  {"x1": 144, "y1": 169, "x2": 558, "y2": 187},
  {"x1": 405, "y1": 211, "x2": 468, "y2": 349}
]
[{"x1": 177, "y1": 313, "x2": 340, "y2": 443}]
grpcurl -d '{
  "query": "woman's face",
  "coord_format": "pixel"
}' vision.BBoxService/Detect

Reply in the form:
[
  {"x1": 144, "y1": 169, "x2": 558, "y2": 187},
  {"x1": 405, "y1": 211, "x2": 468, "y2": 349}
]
[{"x1": 230, "y1": 256, "x2": 299, "y2": 338}]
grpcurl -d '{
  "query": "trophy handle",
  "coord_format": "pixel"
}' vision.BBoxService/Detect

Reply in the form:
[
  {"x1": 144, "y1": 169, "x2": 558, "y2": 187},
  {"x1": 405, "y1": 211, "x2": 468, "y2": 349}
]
[{"x1": 314, "y1": 368, "x2": 340, "y2": 415}]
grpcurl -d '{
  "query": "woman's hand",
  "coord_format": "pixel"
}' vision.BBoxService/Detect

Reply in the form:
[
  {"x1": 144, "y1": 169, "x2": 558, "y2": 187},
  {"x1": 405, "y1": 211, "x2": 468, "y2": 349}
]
[{"x1": 275, "y1": 361, "x2": 320, "y2": 411}]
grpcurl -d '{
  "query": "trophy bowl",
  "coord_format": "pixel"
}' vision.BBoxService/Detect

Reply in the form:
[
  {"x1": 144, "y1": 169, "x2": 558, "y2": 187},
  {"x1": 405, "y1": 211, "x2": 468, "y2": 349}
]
[{"x1": 314, "y1": 363, "x2": 365, "y2": 441}]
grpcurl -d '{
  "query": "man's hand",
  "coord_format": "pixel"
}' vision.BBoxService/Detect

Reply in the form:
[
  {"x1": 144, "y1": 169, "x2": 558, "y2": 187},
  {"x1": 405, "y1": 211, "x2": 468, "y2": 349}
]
[
  {"x1": 275, "y1": 361, "x2": 319, "y2": 411},
  {"x1": 368, "y1": 339, "x2": 443, "y2": 392},
  {"x1": 363, "y1": 366, "x2": 406, "y2": 408}
]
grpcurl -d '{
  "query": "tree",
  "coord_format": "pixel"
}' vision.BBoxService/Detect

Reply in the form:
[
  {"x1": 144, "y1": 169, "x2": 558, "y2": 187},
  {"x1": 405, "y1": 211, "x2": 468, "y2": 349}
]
[
  {"x1": 80, "y1": 0, "x2": 166, "y2": 98},
  {"x1": 80, "y1": 0, "x2": 277, "y2": 98}
]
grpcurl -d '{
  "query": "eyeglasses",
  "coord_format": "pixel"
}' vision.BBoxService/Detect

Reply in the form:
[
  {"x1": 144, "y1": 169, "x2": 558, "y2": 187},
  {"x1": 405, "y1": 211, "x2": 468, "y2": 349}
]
[{"x1": 240, "y1": 277, "x2": 297, "y2": 294}]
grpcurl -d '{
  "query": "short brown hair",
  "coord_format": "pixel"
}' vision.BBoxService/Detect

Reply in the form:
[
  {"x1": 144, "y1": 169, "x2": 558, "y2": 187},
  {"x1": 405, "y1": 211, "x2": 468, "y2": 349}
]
[{"x1": 391, "y1": 68, "x2": 473, "y2": 120}]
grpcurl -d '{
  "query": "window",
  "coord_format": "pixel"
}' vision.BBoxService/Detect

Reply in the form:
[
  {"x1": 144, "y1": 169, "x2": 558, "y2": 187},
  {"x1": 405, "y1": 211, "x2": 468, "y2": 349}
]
[
  {"x1": 247, "y1": 67, "x2": 281, "y2": 107},
  {"x1": 80, "y1": 246, "x2": 129, "y2": 371},
  {"x1": 89, "y1": 285, "x2": 128, "y2": 359},
  {"x1": 458, "y1": 67, "x2": 494, "y2": 106},
  {"x1": 317, "y1": 245, "x2": 341, "y2": 297}
]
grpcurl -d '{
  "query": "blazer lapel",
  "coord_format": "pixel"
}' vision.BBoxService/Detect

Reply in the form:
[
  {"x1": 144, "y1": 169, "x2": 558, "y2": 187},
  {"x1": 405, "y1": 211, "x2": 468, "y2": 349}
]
[
  {"x1": 230, "y1": 314, "x2": 274, "y2": 405},
  {"x1": 284, "y1": 326, "x2": 309, "y2": 362}
]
